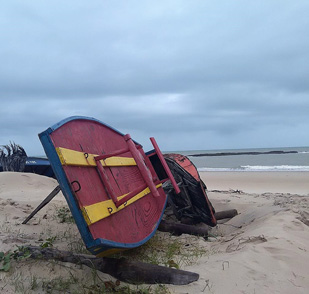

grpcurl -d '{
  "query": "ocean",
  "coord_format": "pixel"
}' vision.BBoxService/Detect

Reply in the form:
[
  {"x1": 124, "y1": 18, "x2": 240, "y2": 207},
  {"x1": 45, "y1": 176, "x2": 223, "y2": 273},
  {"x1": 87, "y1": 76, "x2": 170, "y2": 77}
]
[{"x1": 170, "y1": 147, "x2": 309, "y2": 172}]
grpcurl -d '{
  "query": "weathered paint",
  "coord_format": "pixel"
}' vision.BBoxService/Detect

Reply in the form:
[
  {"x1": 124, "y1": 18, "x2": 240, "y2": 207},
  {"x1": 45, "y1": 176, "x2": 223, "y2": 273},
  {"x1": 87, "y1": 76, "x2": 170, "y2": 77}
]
[
  {"x1": 39, "y1": 116, "x2": 168, "y2": 255},
  {"x1": 164, "y1": 153, "x2": 217, "y2": 226},
  {"x1": 56, "y1": 147, "x2": 136, "y2": 167},
  {"x1": 82, "y1": 183, "x2": 163, "y2": 225}
]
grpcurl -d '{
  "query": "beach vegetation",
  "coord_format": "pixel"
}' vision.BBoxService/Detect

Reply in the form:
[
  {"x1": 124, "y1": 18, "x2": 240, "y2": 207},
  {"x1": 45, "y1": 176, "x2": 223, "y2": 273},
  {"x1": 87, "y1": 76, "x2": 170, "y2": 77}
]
[
  {"x1": 55, "y1": 206, "x2": 75, "y2": 224},
  {"x1": 9, "y1": 270, "x2": 170, "y2": 294},
  {"x1": 30, "y1": 275, "x2": 39, "y2": 290},
  {"x1": 40, "y1": 236, "x2": 57, "y2": 248},
  {"x1": 112, "y1": 231, "x2": 209, "y2": 269},
  {"x1": 0, "y1": 246, "x2": 33, "y2": 273},
  {"x1": 0, "y1": 251, "x2": 13, "y2": 272},
  {"x1": 2, "y1": 244, "x2": 171, "y2": 293}
]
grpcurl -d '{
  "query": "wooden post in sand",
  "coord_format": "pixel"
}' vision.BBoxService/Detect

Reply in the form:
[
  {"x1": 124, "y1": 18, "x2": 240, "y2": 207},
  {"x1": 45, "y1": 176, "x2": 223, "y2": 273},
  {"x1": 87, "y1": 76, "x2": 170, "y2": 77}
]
[
  {"x1": 214, "y1": 209, "x2": 238, "y2": 220},
  {"x1": 158, "y1": 220, "x2": 208, "y2": 237},
  {"x1": 22, "y1": 185, "x2": 61, "y2": 224}
]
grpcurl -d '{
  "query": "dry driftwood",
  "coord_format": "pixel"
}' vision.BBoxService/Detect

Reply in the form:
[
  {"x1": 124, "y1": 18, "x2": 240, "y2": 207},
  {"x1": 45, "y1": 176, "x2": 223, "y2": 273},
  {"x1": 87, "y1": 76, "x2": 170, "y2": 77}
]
[
  {"x1": 20, "y1": 246, "x2": 199, "y2": 285},
  {"x1": 214, "y1": 209, "x2": 238, "y2": 220},
  {"x1": 158, "y1": 220, "x2": 208, "y2": 237}
]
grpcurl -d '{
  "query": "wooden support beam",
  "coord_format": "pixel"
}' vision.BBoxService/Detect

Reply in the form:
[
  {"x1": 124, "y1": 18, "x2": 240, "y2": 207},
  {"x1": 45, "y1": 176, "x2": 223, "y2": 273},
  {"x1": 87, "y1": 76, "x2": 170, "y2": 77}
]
[
  {"x1": 56, "y1": 147, "x2": 136, "y2": 167},
  {"x1": 158, "y1": 220, "x2": 208, "y2": 237},
  {"x1": 150, "y1": 137, "x2": 181, "y2": 194},
  {"x1": 82, "y1": 183, "x2": 162, "y2": 225},
  {"x1": 214, "y1": 209, "x2": 238, "y2": 220},
  {"x1": 18, "y1": 246, "x2": 199, "y2": 285},
  {"x1": 124, "y1": 134, "x2": 160, "y2": 198},
  {"x1": 22, "y1": 185, "x2": 61, "y2": 224}
]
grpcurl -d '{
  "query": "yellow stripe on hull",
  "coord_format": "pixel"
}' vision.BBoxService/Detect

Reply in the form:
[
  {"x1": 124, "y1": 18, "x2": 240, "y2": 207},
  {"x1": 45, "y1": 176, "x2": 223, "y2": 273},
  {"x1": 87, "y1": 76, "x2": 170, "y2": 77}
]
[
  {"x1": 82, "y1": 183, "x2": 162, "y2": 225},
  {"x1": 56, "y1": 147, "x2": 136, "y2": 167},
  {"x1": 95, "y1": 248, "x2": 126, "y2": 257}
]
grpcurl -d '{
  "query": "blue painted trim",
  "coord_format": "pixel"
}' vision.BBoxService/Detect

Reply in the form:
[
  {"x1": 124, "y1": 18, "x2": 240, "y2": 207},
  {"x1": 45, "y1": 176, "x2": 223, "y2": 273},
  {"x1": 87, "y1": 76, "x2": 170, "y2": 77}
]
[
  {"x1": 38, "y1": 116, "x2": 167, "y2": 254},
  {"x1": 88, "y1": 196, "x2": 168, "y2": 255},
  {"x1": 92, "y1": 194, "x2": 167, "y2": 248},
  {"x1": 39, "y1": 129, "x2": 96, "y2": 249}
]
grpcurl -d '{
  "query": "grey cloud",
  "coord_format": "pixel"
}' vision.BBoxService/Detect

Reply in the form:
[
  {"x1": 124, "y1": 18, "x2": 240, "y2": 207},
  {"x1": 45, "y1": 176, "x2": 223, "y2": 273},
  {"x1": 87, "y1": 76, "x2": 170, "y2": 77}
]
[{"x1": 0, "y1": 1, "x2": 309, "y2": 155}]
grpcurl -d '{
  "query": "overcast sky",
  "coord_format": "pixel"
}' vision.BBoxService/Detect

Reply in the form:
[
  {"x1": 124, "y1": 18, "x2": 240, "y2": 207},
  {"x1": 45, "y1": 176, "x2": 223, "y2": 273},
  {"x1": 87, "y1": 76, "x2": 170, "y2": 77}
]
[{"x1": 1, "y1": 1, "x2": 308, "y2": 155}]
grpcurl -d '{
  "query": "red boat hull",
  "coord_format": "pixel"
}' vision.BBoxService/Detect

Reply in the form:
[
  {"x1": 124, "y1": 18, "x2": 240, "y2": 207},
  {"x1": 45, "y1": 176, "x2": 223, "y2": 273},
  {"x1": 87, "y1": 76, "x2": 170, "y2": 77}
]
[{"x1": 39, "y1": 116, "x2": 168, "y2": 256}]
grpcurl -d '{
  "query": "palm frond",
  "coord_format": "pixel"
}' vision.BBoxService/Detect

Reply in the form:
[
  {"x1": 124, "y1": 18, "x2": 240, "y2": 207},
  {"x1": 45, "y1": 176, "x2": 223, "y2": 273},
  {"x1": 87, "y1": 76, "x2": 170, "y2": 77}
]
[{"x1": 0, "y1": 142, "x2": 27, "y2": 172}]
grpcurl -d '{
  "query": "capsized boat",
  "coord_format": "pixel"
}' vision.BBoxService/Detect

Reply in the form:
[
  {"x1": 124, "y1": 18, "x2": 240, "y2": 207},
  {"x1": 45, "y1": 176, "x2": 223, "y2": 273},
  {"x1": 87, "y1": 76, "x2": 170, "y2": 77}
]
[{"x1": 39, "y1": 116, "x2": 180, "y2": 256}]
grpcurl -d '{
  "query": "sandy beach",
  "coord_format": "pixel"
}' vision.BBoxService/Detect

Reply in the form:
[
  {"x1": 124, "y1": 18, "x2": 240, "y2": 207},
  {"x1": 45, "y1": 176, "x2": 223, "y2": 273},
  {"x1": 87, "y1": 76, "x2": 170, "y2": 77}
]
[
  {"x1": 201, "y1": 171, "x2": 309, "y2": 195},
  {"x1": 0, "y1": 171, "x2": 308, "y2": 293}
]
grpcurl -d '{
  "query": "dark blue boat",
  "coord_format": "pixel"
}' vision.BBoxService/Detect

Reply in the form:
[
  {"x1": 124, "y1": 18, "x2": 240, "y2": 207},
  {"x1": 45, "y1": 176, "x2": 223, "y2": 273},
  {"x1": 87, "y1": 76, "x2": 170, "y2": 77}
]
[{"x1": 0, "y1": 156, "x2": 55, "y2": 178}]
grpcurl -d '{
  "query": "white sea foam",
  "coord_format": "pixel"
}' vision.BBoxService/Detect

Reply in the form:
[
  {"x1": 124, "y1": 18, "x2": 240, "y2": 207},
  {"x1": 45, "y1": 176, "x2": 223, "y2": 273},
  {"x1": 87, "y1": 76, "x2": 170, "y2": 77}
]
[
  {"x1": 198, "y1": 165, "x2": 309, "y2": 172},
  {"x1": 241, "y1": 165, "x2": 309, "y2": 171},
  {"x1": 198, "y1": 167, "x2": 236, "y2": 172}
]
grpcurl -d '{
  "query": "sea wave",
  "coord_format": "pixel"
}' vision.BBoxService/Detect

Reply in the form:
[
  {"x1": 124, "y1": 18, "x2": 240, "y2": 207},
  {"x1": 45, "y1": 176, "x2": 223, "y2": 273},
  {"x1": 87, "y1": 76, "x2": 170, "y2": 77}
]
[
  {"x1": 241, "y1": 165, "x2": 309, "y2": 171},
  {"x1": 198, "y1": 165, "x2": 309, "y2": 172},
  {"x1": 198, "y1": 168, "x2": 239, "y2": 172}
]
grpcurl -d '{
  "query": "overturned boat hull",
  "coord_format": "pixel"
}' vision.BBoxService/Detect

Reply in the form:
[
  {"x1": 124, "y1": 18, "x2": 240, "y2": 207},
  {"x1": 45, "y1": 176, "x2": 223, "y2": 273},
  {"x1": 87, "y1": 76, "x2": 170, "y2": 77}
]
[{"x1": 39, "y1": 116, "x2": 174, "y2": 256}]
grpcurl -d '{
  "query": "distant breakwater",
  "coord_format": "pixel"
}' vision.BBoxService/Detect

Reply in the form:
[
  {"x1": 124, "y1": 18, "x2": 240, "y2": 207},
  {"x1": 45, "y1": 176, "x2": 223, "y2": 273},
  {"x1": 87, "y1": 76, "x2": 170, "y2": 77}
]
[{"x1": 189, "y1": 150, "x2": 298, "y2": 157}]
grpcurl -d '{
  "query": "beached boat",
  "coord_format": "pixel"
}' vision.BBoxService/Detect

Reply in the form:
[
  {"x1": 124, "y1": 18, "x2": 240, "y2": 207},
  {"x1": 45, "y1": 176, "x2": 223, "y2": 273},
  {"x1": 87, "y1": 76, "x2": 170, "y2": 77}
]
[
  {"x1": 163, "y1": 153, "x2": 217, "y2": 227},
  {"x1": 39, "y1": 116, "x2": 180, "y2": 256},
  {"x1": 0, "y1": 156, "x2": 54, "y2": 178},
  {"x1": 24, "y1": 157, "x2": 55, "y2": 178}
]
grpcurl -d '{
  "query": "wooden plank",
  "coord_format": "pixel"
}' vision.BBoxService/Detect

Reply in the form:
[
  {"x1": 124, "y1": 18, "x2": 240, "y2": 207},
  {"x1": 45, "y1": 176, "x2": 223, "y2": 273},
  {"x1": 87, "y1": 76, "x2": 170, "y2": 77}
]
[
  {"x1": 158, "y1": 220, "x2": 208, "y2": 237},
  {"x1": 95, "y1": 158, "x2": 119, "y2": 203},
  {"x1": 22, "y1": 185, "x2": 61, "y2": 224},
  {"x1": 56, "y1": 147, "x2": 136, "y2": 167},
  {"x1": 124, "y1": 134, "x2": 160, "y2": 198},
  {"x1": 214, "y1": 209, "x2": 238, "y2": 220},
  {"x1": 150, "y1": 137, "x2": 181, "y2": 194},
  {"x1": 82, "y1": 183, "x2": 162, "y2": 225}
]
